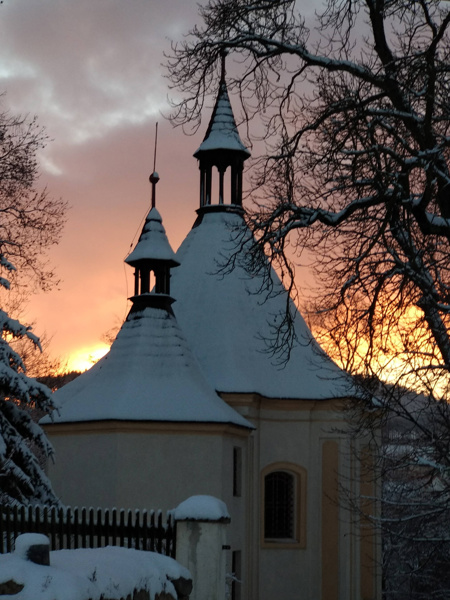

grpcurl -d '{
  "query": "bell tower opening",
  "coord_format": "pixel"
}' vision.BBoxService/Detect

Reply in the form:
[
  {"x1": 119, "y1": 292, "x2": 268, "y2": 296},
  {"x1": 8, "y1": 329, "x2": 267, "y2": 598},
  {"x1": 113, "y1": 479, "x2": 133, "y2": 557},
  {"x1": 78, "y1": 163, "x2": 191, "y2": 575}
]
[{"x1": 125, "y1": 171, "x2": 180, "y2": 313}]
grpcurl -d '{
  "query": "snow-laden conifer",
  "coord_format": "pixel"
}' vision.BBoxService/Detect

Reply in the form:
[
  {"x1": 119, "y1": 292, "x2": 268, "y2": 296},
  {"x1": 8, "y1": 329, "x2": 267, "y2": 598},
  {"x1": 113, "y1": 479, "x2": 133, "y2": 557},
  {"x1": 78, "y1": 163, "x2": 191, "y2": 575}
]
[
  {"x1": 0, "y1": 99, "x2": 66, "y2": 506},
  {"x1": 0, "y1": 256, "x2": 59, "y2": 506}
]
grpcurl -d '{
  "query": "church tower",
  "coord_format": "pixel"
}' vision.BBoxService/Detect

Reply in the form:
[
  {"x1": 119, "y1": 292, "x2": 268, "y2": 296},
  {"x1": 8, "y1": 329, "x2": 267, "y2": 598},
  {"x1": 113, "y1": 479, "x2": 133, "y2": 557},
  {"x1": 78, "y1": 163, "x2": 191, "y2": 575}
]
[
  {"x1": 194, "y1": 54, "x2": 250, "y2": 209},
  {"x1": 42, "y1": 60, "x2": 379, "y2": 600},
  {"x1": 42, "y1": 170, "x2": 253, "y2": 513},
  {"x1": 125, "y1": 172, "x2": 179, "y2": 312},
  {"x1": 170, "y1": 64, "x2": 379, "y2": 600}
]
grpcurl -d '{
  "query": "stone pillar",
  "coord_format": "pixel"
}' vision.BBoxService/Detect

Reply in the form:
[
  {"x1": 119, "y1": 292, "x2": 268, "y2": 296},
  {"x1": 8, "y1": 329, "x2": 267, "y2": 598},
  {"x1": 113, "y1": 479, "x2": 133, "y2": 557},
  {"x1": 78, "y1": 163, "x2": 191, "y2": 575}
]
[{"x1": 173, "y1": 496, "x2": 230, "y2": 600}]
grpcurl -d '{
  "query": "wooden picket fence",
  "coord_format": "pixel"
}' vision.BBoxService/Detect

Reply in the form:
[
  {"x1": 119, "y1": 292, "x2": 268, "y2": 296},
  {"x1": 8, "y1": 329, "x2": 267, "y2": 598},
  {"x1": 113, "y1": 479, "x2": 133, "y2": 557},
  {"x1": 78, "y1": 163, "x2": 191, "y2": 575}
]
[{"x1": 0, "y1": 504, "x2": 176, "y2": 557}]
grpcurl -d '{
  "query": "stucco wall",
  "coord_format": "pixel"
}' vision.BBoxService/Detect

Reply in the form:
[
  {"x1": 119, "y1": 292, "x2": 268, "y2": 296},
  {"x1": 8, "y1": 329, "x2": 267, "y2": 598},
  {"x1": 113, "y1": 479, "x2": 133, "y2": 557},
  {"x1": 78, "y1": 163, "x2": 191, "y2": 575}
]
[
  {"x1": 226, "y1": 394, "x2": 365, "y2": 600},
  {"x1": 45, "y1": 422, "x2": 248, "y2": 514},
  {"x1": 44, "y1": 399, "x2": 378, "y2": 600}
]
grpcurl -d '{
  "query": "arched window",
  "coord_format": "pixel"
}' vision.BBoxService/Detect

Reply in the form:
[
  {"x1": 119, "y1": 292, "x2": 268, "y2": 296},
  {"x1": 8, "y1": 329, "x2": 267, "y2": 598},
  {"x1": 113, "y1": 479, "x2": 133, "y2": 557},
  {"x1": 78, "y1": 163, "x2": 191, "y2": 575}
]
[
  {"x1": 261, "y1": 463, "x2": 307, "y2": 547},
  {"x1": 264, "y1": 471, "x2": 295, "y2": 539}
]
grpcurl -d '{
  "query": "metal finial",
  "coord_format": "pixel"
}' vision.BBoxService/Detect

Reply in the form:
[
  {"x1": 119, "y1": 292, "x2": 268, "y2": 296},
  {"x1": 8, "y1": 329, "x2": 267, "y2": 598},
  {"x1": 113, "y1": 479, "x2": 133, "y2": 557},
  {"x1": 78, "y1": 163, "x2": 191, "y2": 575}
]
[
  {"x1": 153, "y1": 122, "x2": 158, "y2": 173},
  {"x1": 220, "y1": 49, "x2": 228, "y2": 83},
  {"x1": 150, "y1": 122, "x2": 159, "y2": 208}
]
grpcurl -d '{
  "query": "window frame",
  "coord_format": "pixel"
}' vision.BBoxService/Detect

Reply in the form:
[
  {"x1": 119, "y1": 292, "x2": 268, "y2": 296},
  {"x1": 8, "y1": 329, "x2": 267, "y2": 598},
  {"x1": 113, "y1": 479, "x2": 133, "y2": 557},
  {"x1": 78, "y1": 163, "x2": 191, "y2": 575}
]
[
  {"x1": 233, "y1": 446, "x2": 242, "y2": 497},
  {"x1": 261, "y1": 462, "x2": 307, "y2": 549}
]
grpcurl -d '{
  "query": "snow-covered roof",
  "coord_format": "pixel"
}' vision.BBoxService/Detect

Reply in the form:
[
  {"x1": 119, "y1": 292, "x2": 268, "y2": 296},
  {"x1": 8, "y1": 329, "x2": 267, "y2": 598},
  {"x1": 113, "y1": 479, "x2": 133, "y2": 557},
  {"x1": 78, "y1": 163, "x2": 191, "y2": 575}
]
[
  {"x1": 171, "y1": 209, "x2": 351, "y2": 399},
  {"x1": 194, "y1": 82, "x2": 250, "y2": 157},
  {"x1": 41, "y1": 306, "x2": 252, "y2": 428},
  {"x1": 125, "y1": 207, "x2": 179, "y2": 266}
]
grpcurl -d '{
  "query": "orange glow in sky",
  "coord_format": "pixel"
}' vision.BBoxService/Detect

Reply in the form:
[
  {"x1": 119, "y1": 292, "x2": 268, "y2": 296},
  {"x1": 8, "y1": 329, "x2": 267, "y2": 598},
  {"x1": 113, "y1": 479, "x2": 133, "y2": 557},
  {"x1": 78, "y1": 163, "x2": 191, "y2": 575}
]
[
  {"x1": 66, "y1": 345, "x2": 110, "y2": 373},
  {"x1": 1, "y1": 0, "x2": 321, "y2": 375},
  {"x1": 0, "y1": 1, "x2": 206, "y2": 373}
]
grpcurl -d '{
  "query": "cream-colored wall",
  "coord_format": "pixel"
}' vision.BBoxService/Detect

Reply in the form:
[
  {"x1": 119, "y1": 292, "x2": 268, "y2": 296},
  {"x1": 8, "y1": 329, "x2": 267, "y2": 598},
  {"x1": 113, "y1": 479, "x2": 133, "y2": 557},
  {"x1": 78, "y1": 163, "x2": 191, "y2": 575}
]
[
  {"x1": 45, "y1": 420, "x2": 251, "y2": 598},
  {"x1": 225, "y1": 394, "x2": 369, "y2": 600},
  {"x1": 45, "y1": 399, "x2": 378, "y2": 600},
  {"x1": 47, "y1": 429, "x2": 121, "y2": 507},
  {"x1": 259, "y1": 410, "x2": 326, "y2": 600},
  {"x1": 45, "y1": 423, "x2": 248, "y2": 513}
]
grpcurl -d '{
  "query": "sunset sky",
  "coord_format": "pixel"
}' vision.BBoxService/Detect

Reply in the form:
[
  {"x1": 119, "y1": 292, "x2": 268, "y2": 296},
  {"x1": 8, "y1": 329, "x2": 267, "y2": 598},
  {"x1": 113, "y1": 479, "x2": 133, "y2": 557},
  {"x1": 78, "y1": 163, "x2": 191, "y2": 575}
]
[
  {"x1": 0, "y1": 0, "x2": 322, "y2": 374},
  {"x1": 0, "y1": 0, "x2": 221, "y2": 371}
]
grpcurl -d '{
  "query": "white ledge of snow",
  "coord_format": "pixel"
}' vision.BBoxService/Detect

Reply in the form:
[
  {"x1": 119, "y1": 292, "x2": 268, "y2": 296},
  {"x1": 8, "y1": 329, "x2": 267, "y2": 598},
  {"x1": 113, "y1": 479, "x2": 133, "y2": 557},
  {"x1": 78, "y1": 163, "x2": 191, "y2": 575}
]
[
  {"x1": 0, "y1": 546, "x2": 190, "y2": 600},
  {"x1": 173, "y1": 495, "x2": 230, "y2": 522}
]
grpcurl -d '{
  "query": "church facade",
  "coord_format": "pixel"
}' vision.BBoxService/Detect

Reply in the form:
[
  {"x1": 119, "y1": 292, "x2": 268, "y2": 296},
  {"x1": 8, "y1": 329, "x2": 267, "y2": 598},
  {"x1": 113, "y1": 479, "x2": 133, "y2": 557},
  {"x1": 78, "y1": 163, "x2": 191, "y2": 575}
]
[{"x1": 42, "y1": 72, "x2": 379, "y2": 600}]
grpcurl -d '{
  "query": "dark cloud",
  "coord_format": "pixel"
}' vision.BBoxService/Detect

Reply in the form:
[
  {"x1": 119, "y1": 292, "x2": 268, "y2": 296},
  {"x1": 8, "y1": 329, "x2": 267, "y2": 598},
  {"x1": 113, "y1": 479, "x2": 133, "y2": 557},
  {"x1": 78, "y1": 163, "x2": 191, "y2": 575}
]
[{"x1": 1, "y1": 0, "x2": 199, "y2": 145}]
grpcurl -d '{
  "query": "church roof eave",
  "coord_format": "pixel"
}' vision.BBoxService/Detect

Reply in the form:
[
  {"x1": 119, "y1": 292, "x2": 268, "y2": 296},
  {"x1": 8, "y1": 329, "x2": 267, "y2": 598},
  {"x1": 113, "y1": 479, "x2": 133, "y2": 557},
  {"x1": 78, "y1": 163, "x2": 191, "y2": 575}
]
[{"x1": 41, "y1": 306, "x2": 253, "y2": 430}]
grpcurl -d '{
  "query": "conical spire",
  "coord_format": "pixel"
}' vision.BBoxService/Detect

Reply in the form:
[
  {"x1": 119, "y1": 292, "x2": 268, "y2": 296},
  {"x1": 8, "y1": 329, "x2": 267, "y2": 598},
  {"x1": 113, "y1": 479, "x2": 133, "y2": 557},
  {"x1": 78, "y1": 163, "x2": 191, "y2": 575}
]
[
  {"x1": 194, "y1": 54, "x2": 250, "y2": 208},
  {"x1": 194, "y1": 82, "x2": 250, "y2": 158},
  {"x1": 125, "y1": 206, "x2": 178, "y2": 267}
]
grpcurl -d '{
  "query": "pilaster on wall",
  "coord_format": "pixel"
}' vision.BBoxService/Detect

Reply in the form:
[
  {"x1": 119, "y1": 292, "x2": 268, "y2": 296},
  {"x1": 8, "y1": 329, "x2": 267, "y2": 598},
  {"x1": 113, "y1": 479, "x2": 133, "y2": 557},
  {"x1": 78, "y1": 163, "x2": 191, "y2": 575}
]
[
  {"x1": 321, "y1": 439, "x2": 380, "y2": 600},
  {"x1": 360, "y1": 446, "x2": 377, "y2": 600},
  {"x1": 322, "y1": 440, "x2": 339, "y2": 600}
]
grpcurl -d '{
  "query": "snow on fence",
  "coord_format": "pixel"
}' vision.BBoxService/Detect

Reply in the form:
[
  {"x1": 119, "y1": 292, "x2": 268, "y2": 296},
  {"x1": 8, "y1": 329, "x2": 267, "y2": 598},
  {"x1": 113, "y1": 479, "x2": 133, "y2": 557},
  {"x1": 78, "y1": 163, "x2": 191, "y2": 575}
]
[{"x1": 0, "y1": 505, "x2": 176, "y2": 557}]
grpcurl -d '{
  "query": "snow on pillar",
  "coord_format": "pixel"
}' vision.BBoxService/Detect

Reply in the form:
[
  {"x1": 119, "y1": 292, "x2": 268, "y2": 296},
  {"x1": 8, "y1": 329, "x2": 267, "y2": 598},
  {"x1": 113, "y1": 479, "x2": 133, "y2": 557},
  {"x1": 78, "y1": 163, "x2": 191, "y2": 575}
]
[{"x1": 173, "y1": 495, "x2": 230, "y2": 600}]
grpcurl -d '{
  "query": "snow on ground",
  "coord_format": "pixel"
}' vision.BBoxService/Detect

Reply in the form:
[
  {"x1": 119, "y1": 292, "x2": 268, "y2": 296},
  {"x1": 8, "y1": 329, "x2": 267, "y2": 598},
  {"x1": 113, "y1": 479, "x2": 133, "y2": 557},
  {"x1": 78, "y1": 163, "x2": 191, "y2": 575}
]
[{"x1": 0, "y1": 541, "x2": 190, "y2": 600}]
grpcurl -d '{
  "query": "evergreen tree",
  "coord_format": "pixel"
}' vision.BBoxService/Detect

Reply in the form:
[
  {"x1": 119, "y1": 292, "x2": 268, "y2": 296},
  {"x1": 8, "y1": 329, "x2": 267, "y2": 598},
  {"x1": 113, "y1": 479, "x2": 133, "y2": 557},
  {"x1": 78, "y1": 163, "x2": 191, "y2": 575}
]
[
  {"x1": 0, "y1": 255, "x2": 59, "y2": 505},
  {"x1": 0, "y1": 104, "x2": 65, "y2": 506}
]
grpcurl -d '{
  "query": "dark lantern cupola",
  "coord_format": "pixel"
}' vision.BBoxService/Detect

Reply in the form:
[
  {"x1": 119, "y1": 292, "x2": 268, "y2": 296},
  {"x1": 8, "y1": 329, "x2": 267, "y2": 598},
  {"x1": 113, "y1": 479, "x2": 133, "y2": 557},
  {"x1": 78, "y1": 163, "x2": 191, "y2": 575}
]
[
  {"x1": 194, "y1": 53, "x2": 251, "y2": 209},
  {"x1": 125, "y1": 172, "x2": 180, "y2": 313}
]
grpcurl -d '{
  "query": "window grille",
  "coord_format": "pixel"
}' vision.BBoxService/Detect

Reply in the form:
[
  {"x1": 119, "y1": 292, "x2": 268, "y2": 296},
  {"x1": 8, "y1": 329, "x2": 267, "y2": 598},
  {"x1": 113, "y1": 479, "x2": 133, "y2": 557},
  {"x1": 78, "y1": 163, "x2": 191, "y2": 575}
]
[{"x1": 264, "y1": 471, "x2": 295, "y2": 539}]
